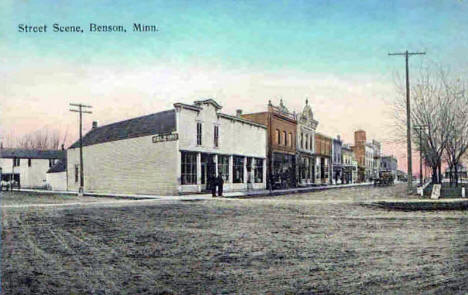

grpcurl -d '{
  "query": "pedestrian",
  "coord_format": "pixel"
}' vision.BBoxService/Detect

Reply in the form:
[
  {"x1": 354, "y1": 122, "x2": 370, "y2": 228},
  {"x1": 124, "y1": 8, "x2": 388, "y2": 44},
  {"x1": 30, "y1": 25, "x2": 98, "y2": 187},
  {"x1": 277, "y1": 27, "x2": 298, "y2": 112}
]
[
  {"x1": 217, "y1": 174, "x2": 224, "y2": 197},
  {"x1": 210, "y1": 174, "x2": 217, "y2": 197}
]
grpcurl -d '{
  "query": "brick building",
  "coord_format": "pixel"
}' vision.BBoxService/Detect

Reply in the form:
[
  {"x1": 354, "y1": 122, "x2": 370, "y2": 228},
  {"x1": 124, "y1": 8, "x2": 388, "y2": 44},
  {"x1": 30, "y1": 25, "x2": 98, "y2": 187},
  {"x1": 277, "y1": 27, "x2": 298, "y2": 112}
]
[
  {"x1": 352, "y1": 130, "x2": 367, "y2": 182},
  {"x1": 242, "y1": 99, "x2": 297, "y2": 189}
]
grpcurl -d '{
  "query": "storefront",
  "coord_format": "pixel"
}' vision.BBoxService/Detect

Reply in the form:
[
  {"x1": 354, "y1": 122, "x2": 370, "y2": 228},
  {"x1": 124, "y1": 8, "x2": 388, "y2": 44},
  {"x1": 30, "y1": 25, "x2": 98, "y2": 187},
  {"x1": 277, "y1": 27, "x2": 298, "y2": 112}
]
[{"x1": 271, "y1": 152, "x2": 296, "y2": 189}]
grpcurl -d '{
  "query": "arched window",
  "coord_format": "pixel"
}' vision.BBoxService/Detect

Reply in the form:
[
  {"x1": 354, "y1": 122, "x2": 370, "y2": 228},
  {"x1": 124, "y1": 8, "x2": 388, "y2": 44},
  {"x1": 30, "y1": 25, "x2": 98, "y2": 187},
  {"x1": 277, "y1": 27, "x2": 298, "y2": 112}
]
[
  {"x1": 283, "y1": 131, "x2": 287, "y2": 146},
  {"x1": 276, "y1": 129, "x2": 280, "y2": 145},
  {"x1": 288, "y1": 132, "x2": 292, "y2": 147}
]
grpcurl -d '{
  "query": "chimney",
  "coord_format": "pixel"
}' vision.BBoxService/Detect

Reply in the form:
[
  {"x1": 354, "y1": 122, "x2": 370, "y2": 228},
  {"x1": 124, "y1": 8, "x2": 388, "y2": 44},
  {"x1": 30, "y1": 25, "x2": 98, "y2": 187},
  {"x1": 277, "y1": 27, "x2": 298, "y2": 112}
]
[
  {"x1": 61, "y1": 144, "x2": 65, "y2": 150},
  {"x1": 92, "y1": 121, "x2": 98, "y2": 129},
  {"x1": 236, "y1": 109, "x2": 243, "y2": 118}
]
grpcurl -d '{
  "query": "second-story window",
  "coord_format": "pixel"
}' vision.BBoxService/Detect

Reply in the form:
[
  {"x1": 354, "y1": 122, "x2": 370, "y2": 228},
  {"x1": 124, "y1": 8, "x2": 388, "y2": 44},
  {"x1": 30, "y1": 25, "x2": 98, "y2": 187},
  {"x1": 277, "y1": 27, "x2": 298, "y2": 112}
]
[
  {"x1": 305, "y1": 134, "x2": 309, "y2": 150},
  {"x1": 13, "y1": 158, "x2": 20, "y2": 167},
  {"x1": 197, "y1": 122, "x2": 202, "y2": 145},
  {"x1": 309, "y1": 136, "x2": 313, "y2": 151},
  {"x1": 301, "y1": 133, "x2": 303, "y2": 149},
  {"x1": 283, "y1": 131, "x2": 287, "y2": 146},
  {"x1": 214, "y1": 125, "x2": 219, "y2": 147},
  {"x1": 276, "y1": 129, "x2": 280, "y2": 145},
  {"x1": 288, "y1": 133, "x2": 292, "y2": 147},
  {"x1": 28, "y1": 159, "x2": 32, "y2": 167}
]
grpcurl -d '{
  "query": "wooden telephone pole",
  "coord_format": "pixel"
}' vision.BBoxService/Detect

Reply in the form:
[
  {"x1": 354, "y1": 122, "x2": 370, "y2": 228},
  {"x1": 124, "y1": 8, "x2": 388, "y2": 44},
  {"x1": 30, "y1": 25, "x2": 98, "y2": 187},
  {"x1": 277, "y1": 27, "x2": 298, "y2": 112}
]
[
  {"x1": 388, "y1": 50, "x2": 426, "y2": 194},
  {"x1": 69, "y1": 103, "x2": 92, "y2": 196}
]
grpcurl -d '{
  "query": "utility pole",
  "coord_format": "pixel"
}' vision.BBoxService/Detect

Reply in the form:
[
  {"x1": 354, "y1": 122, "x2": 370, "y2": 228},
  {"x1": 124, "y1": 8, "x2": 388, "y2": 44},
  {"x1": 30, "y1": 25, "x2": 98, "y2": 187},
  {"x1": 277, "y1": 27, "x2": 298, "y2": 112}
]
[
  {"x1": 69, "y1": 103, "x2": 92, "y2": 196},
  {"x1": 414, "y1": 125, "x2": 427, "y2": 186},
  {"x1": 388, "y1": 50, "x2": 426, "y2": 194}
]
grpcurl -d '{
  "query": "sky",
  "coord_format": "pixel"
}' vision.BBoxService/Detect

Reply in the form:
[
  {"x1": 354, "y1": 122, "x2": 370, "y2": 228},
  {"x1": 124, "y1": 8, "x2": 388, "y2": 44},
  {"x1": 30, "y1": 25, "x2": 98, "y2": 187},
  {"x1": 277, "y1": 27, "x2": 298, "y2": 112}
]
[{"x1": 1, "y1": 0, "x2": 467, "y2": 173}]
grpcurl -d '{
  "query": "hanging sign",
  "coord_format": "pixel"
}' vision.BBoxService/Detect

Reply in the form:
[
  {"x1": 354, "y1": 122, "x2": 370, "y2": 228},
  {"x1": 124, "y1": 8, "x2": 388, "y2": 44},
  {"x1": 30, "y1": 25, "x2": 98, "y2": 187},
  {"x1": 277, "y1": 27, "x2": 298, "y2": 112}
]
[{"x1": 152, "y1": 133, "x2": 178, "y2": 143}]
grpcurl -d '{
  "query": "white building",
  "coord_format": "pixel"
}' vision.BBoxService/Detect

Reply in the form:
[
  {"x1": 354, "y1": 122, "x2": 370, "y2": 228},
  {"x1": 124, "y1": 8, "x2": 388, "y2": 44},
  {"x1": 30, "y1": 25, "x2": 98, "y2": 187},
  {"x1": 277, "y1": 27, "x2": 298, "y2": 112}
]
[
  {"x1": 46, "y1": 159, "x2": 67, "y2": 191},
  {"x1": 296, "y1": 99, "x2": 318, "y2": 186},
  {"x1": 67, "y1": 99, "x2": 267, "y2": 195},
  {"x1": 0, "y1": 148, "x2": 65, "y2": 188},
  {"x1": 365, "y1": 143, "x2": 374, "y2": 181}
]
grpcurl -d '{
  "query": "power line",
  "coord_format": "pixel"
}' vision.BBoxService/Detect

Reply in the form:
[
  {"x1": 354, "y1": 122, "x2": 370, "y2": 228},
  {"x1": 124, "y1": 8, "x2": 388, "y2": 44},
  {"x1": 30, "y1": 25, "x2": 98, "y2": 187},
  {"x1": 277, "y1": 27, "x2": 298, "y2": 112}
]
[
  {"x1": 69, "y1": 103, "x2": 92, "y2": 196},
  {"x1": 388, "y1": 50, "x2": 426, "y2": 194}
]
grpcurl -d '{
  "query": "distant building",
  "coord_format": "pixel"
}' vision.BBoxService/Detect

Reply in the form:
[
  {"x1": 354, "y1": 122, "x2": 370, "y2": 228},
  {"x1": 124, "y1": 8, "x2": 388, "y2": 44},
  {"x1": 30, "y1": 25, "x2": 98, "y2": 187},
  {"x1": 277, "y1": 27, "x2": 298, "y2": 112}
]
[
  {"x1": 0, "y1": 148, "x2": 65, "y2": 188},
  {"x1": 314, "y1": 132, "x2": 332, "y2": 184},
  {"x1": 342, "y1": 144, "x2": 357, "y2": 183},
  {"x1": 295, "y1": 99, "x2": 318, "y2": 186},
  {"x1": 371, "y1": 139, "x2": 381, "y2": 179},
  {"x1": 353, "y1": 130, "x2": 366, "y2": 182},
  {"x1": 242, "y1": 99, "x2": 297, "y2": 189},
  {"x1": 67, "y1": 99, "x2": 267, "y2": 195},
  {"x1": 332, "y1": 135, "x2": 343, "y2": 184}
]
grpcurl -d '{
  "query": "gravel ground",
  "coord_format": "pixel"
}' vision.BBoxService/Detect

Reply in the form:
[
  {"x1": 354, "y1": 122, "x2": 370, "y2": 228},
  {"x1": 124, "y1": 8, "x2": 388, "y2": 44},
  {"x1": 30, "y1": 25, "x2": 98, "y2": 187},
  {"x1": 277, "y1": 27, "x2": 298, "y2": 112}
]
[
  {"x1": 1, "y1": 184, "x2": 467, "y2": 294},
  {"x1": 0, "y1": 191, "x2": 115, "y2": 206}
]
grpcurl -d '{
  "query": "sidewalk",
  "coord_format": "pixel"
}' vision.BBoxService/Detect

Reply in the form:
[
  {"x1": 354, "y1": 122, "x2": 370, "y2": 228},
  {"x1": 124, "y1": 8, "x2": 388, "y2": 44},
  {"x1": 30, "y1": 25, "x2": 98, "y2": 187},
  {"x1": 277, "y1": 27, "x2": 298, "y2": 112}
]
[{"x1": 7, "y1": 182, "x2": 374, "y2": 200}]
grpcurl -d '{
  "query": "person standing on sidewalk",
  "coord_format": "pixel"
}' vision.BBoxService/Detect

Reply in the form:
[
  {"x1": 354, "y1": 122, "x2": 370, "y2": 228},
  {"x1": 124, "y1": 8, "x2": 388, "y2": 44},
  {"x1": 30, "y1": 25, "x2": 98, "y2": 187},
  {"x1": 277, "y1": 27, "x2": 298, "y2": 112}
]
[
  {"x1": 210, "y1": 174, "x2": 217, "y2": 197},
  {"x1": 217, "y1": 174, "x2": 224, "y2": 197}
]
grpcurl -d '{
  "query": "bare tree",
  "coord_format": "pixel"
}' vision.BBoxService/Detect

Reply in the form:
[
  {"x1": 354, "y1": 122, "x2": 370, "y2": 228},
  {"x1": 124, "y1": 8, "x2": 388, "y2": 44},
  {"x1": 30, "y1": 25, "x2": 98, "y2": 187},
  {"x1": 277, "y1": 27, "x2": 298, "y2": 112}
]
[
  {"x1": 444, "y1": 79, "x2": 468, "y2": 186},
  {"x1": 3, "y1": 127, "x2": 68, "y2": 150},
  {"x1": 392, "y1": 65, "x2": 455, "y2": 184}
]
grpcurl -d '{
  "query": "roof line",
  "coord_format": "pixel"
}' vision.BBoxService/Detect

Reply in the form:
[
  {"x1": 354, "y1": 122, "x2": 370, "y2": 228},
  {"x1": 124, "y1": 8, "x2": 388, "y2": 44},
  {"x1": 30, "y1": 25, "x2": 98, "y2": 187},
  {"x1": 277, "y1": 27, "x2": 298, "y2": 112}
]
[
  {"x1": 91, "y1": 109, "x2": 174, "y2": 131},
  {"x1": 218, "y1": 113, "x2": 267, "y2": 129}
]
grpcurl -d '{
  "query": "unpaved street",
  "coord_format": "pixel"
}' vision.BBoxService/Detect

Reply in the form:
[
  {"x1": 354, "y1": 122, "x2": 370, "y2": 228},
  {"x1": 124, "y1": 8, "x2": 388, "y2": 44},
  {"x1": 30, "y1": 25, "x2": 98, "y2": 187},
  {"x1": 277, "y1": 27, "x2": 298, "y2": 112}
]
[{"x1": 2, "y1": 184, "x2": 467, "y2": 294}]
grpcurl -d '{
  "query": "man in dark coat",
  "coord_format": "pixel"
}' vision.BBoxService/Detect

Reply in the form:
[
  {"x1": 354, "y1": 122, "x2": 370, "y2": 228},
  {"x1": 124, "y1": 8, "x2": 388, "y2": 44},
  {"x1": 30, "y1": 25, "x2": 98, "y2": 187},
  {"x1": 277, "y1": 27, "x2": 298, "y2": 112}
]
[
  {"x1": 210, "y1": 174, "x2": 217, "y2": 197},
  {"x1": 217, "y1": 174, "x2": 224, "y2": 197}
]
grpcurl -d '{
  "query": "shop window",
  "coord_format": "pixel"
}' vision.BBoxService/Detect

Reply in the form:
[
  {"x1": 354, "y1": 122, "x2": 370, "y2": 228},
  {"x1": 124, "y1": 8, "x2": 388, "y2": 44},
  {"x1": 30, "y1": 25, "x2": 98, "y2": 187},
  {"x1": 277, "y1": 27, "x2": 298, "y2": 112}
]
[
  {"x1": 254, "y1": 158, "x2": 263, "y2": 183},
  {"x1": 217, "y1": 155, "x2": 229, "y2": 182},
  {"x1": 181, "y1": 152, "x2": 197, "y2": 184},
  {"x1": 233, "y1": 156, "x2": 244, "y2": 183}
]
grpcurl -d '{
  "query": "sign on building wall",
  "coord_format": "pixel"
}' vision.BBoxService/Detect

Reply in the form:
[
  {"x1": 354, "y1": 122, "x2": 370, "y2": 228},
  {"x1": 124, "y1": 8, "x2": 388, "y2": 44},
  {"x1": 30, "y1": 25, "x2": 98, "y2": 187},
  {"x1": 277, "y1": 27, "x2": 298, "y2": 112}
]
[{"x1": 152, "y1": 133, "x2": 178, "y2": 143}]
